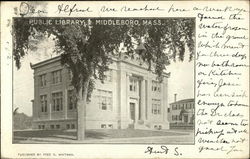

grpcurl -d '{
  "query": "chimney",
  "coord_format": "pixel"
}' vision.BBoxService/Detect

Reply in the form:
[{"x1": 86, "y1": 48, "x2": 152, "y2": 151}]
[{"x1": 174, "y1": 93, "x2": 177, "y2": 102}]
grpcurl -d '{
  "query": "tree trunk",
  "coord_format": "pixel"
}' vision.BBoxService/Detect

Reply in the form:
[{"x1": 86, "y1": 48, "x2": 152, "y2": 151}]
[{"x1": 77, "y1": 76, "x2": 90, "y2": 140}]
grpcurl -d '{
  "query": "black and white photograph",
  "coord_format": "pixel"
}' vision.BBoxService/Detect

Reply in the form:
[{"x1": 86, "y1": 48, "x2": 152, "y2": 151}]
[
  {"x1": 1, "y1": 1, "x2": 249, "y2": 158},
  {"x1": 12, "y1": 17, "x2": 195, "y2": 144}
]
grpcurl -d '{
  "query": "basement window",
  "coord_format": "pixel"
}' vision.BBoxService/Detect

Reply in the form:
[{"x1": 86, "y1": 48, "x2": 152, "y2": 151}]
[
  {"x1": 66, "y1": 124, "x2": 70, "y2": 129},
  {"x1": 50, "y1": 125, "x2": 54, "y2": 129},
  {"x1": 108, "y1": 124, "x2": 113, "y2": 129},
  {"x1": 101, "y1": 124, "x2": 106, "y2": 129},
  {"x1": 56, "y1": 124, "x2": 60, "y2": 129},
  {"x1": 158, "y1": 125, "x2": 162, "y2": 130}
]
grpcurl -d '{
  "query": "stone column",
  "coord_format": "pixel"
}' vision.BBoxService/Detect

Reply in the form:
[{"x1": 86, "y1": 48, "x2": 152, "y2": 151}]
[
  {"x1": 60, "y1": 68, "x2": 67, "y2": 120},
  {"x1": 163, "y1": 78, "x2": 170, "y2": 129},
  {"x1": 126, "y1": 73, "x2": 130, "y2": 119},
  {"x1": 49, "y1": 103, "x2": 51, "y2": 120},
  {"x1": 163, "y1": 79, "x2": 168, "y2": 122},
  {"x1": 145, "y1": 79, "x2": 148, "y2": 120},
  {"x1": 119, "y1": 69, "x2": 129, "y2": 129},
  {"x1": 147, "y1": 77, "x2": 152, "y2": 122},
  {"x1": 48, "y1": 73, "x2": 52, "y2": 121},
  {"x1": 140, "y1": 78, "x2": 146, "y2": 121},
  {"x1": 161, "y1": 82, "x2": 164, "y2": 122},
  {"x1": 33, "y1": 76, "x2": 39, "y2": 121},
  {"x1": 64, "y1": 89, "x2": 68, "y2": 119}
]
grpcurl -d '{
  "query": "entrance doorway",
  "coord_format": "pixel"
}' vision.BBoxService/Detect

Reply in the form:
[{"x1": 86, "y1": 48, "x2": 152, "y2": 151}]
[
  {"x1": 184, "y1": 115, "x2": 188, "y2": 123},
  {"x1": 130, "y1": 102, "x2": 135, "y2": 122}
]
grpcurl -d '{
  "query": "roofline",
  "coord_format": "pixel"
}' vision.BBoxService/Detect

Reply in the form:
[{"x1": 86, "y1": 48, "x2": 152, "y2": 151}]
[
  {"x1": 118, "y1": 58, "x2": 170, "y2": 78},
  {"x1": 30, "y1": 55, "x2": 170, "y2": 78},
  {"x1": 30, "y1": 55, "x2": 61, "y2": 69},
  {"x1": 170, "y1": 98, "x2": 195, "y2": 105}
]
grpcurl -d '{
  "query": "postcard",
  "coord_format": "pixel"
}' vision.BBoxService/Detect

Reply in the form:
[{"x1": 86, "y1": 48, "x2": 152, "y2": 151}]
[{"x1": 1, "y1": 1, "x2": 249, "y2": 158}]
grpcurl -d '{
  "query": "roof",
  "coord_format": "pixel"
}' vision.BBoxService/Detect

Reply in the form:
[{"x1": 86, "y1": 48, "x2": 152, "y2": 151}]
[
  {"x1": 30, "y1": 55, "x2": 61, "y2": 69},
  {"x1": 170, "y1": 98, "x2": 194, "y2": 105},
  {"x1": 30, "y1": 54, "x2": 170, "y2": 78}
]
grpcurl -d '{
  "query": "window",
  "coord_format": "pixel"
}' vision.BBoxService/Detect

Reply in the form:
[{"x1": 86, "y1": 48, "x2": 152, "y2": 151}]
[
  {"x1": 129, "y1": 77, "x2": 137, "y2": 92},
  {"x1": 154, "y1": 125, "x2": 162, "y2": 130},
  {"x1": 40, "y1": 95, "x2": 47, "y2": 112},
  {"x1": 190, "y1": 115, "x2": 194, "y2": 124},
  {"x1": 180, "y1": 104, "x2": 184, "y2": 109},
  {"x1": 50, "y1": 125, "x2": 54, "y2": 129},
  {"x1": 158, "y1": 125, "x2": 162, "y2": 130},
  {"x1": 52, "y1": 92, "x2": 63, "y2": 111},
  {"x1": 108, "y1": 124, "x2": 113, "y2": 129},
  {"x1": 152, "y1": 81, "x2": 161, "y2": 92},
  {"x1": 68, "y1": 90, "x2": 76, "y2": 110},
  {"x1": 38, "y1": 125, "x2": 45, "y2": 129},
  {"x1": 71, "y1": 124, "x2": 75, "y2": 129},
  {"x1": 68, "y1": 69, "x2": 73, "y2": 82},
  {"x1": 52, "y1": 70, "x2": 62, "y2": 84},
  {"x1": 40, "y1": 74, "x2": 46, "y2": 87},
  {"x1": 172, "y1": 104, "x2": 177, "y2": 110},
  {"x1": 66, "y1": 124, "x2": 70, "y2": 129},
  {"x1": 101, "y1": 124, "x2": 106, "y2": 128},
  {"x1": 187, "y1": 103, "x2": 193, "y2": 109},
  {"x1": 179, "y1": 115, "x2": 182, "y2": 120},
  {"x1": 152, "y1": 99, "x2": 161, "y2": 115},
  {"x1": 104, "y1": 70, "x2": 112, "y2": 82},
  {"x1": 56, "y1": 124, "x2": 60, "y2": 129},
  {"x1": 96, "y1": 89, "x2": 112, "y2": 110},
  {"x1": 172, "y1": 115, "x2": 178, "y2": 121}
]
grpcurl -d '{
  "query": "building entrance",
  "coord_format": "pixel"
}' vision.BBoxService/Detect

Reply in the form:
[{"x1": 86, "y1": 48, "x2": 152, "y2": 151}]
[
  {"x1": 130, "y1": 102, "x2": 135, "y2": 122},
  {"x1": 184, "y1": 115, "x2": 188, "y2": 123}
]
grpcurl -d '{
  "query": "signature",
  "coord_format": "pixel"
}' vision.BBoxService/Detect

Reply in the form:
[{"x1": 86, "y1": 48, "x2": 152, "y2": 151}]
[
  {"x1": 19, "y1": 2, "x2": 47, "y2": 16},
  {"x1": 144, "y1": 146, "x2": 182, "y2": 156},
  {"x1": 227, "y1": 146, "x2": 243, "y2": 154},
  {"x1": 145, "y1": 146, "x2": 169, "y2": 154}
]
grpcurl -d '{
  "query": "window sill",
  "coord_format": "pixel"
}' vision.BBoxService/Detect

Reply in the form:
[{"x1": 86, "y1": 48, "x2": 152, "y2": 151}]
[
  {"x1": 68, "y1": 109, "x2": 77, "y2": 112},
  {"x1": 40, "y1": 112, "x2": 49, "y2": 115},
  {"x1": 100, "y1": 109, "x2": 113, "y2": 111},
  {"x1": 51, "y1": 111, "x2": 64, "y2": 113},
  {"x1": 51, "y1": 82, "x2": 62, "y2": 86}
]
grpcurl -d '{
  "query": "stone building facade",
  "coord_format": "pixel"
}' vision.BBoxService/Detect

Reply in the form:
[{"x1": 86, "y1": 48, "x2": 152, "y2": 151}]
[{"x1": 31, "y1": 55, "x2": 170, "y2": 130}]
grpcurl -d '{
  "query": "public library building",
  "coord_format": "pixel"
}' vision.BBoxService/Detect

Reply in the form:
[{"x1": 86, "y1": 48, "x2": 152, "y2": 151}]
[{"x1": 31, "y1": 55, "x2": 170, "y2": 130}]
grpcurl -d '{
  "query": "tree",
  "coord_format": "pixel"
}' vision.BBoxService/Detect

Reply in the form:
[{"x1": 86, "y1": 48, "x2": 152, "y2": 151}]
[{"x1": 13, "y1": 18, "x2": 195, "y2": 140}]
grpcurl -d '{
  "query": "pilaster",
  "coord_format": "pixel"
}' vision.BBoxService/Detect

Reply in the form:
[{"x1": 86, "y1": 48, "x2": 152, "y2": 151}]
[{"x1": 140, "y1": 79, "x2": 146, "y2": 121}]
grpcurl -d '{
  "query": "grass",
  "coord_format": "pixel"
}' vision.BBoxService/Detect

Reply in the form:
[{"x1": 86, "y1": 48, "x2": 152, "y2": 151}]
[{"x1": 14, "y1": 129, "x2": 191, "y2": 142}]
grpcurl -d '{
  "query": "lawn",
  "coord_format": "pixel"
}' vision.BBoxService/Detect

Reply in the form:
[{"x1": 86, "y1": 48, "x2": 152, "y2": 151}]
[{"x1": 13, "y1": 129, "x2": 193, "y2": 143}]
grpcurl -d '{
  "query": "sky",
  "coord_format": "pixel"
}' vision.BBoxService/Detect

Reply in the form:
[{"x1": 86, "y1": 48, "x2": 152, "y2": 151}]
[
  {"x1": 13, "y1": 39, "x2": 194, "y2": 116},
  {"x1": 166, "y1": 57, "x2": 194, "y2": 103}
]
